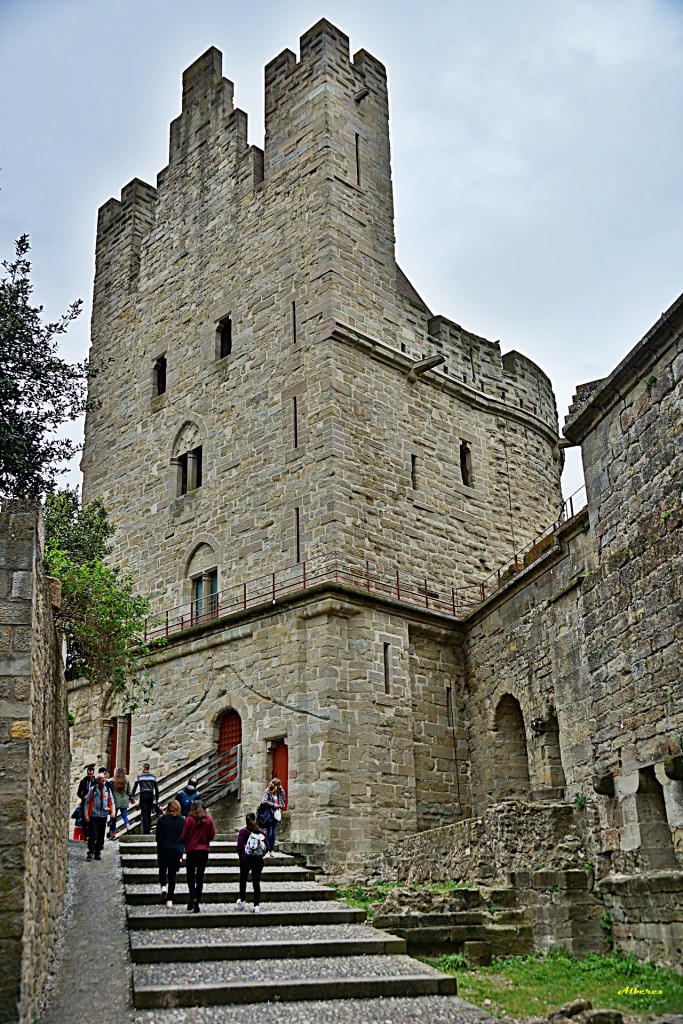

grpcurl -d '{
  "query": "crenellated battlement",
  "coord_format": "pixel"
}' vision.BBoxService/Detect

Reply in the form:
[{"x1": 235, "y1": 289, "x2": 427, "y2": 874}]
[
  {"x1": 168, "y1": 46, "x2": 235, "y2": 164},
  {"x1": 96, "y1": 177, "x2": 157, "y2": 237}
]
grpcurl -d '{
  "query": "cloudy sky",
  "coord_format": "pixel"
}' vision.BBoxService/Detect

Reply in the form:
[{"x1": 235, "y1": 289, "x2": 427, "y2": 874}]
[{"x1": 2, "y1": 0, "x2": 682, "y2": 500}]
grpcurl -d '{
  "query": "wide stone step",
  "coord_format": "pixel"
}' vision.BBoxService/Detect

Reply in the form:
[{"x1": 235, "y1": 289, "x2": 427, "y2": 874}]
[
  {"x1": 127, "y1": 902, "x2": 367, "y2": 930},
  {"x1": 130, "y1": 923, "x2": 406, "y2": 962},
  {"x1": 121, "y1": 841, "x2": 242, "y2": 854},
  {"x1": 120, "y1": 853, "x2": 297, "y2": 869},
  {"x1": 125, "y1": 882, "x2": 337, "y2": 905},
  {"x1": 123, "y1": 866, "x2": 314, "y2": 884},
  {"x1": 132, "y1": 954, "x2": 457, "y2": 1008},
  {"x1": 120, "y1": 834, "x2": 240, "y2": 844}
]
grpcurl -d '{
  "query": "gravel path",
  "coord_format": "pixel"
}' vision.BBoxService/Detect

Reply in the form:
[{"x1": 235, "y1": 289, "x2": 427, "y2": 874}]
[
  {"x1": 134, "y1": 954, "x2": 447, "y2": 985},
  {"x1": 132, "y1": 994, "x2": 497, "y2": 1024},
  {"x1": 40, "y1": 838, "x2": 134, "y2": 1024},
  {"x1": 130, "y1": 923, "x2": 380, "y2": 945}
]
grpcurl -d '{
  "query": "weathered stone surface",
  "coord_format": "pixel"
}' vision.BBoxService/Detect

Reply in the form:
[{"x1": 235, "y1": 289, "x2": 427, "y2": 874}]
[{"x1": 0, "y1": 501, "x2": 69, "y2": 1024}]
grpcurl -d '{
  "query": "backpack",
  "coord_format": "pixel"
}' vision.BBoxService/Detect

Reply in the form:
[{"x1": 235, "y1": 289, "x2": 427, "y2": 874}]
[
  {"x1": 245, "y1": 831, "x2": 267, "y2": 857},
  {"x1": 178, "y1": 789, "x2": 198, "y2": 816}
]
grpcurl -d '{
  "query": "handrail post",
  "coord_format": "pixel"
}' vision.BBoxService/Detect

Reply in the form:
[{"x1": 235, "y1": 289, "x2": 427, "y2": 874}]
[
  {"x1": 165, "y1": 610, "x2": 169, "y2": 639},
  {"x1": 424, "y1": 578, "x2": 429, "y2": 609},
  {"x1": 272, "y1": 572, "x2": 276, "y2": 602},
  {"x1": 303, "y1": 561, "x2": 307, "y2": 588},
  {"x1": 480, "y1": 582, "x2": 485, "y2": 602},
  {"x1": 366, "y1": 560, "x2": 371, "y2": 591},
  {"x1": 451, "y1": 586, "x2": 456, "y2": 616},
  {"x1": 243, "y1": 581, "x2": 247, "y2": 610},
  {"x1": 569, "y1": 495, "x2": 574, "y2": 519},
  {"x1": 396, "y1": 569, "x2": 401, "y2": 601}
]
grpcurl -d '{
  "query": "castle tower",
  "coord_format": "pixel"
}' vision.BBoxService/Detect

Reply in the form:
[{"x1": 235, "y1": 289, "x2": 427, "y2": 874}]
[{"x1": 81, "y1": 21, "x2": 563, "y2": 872}]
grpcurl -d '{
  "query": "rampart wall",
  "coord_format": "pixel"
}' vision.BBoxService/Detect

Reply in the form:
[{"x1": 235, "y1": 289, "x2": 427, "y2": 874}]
[{"x1": 0, "y1": 502, "x2": 70, "y2": 1024}]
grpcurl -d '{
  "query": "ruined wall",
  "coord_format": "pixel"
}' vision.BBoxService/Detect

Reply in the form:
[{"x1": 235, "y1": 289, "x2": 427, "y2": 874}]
[{"x1": 0, "y1": 502, "x2": 70, "y2": 1024}]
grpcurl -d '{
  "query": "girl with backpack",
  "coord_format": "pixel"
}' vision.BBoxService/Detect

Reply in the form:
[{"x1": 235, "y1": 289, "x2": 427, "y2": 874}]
[
  {"x1": 236, "y1": 812, "x2": 267, "y2": 912},
  {"x1": 181, "y1": 800, "x2": 216, "y2": 913}
]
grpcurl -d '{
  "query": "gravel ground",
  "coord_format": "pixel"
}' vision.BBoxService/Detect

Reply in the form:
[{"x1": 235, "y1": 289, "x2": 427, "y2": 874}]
[
  {"x1": 39, "y1": 838, "x2": 134, "y2": 1024},
  {"x1": 128, "y1": 900, "x2": 355, "y2": 917},
  {"x1": 134, "y1": 953, "x2": 446, "y2": 984},
  {"x1": 130, "y1": 923, "x2": 380, "y2": 945},
  {"x1": 132, "y1": 994, "x2": 497, "y2": 1024}
]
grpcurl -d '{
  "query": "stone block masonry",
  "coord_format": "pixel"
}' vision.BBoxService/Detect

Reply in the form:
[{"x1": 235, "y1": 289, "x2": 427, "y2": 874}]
[{"x1": 0, "y1": 502, "x2": 70, "y2": 1024}]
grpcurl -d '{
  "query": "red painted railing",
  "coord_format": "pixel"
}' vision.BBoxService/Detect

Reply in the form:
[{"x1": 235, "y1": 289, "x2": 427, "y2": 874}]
[{"x1": 144, "y1": 485, "x2": 586, "y2": 643}]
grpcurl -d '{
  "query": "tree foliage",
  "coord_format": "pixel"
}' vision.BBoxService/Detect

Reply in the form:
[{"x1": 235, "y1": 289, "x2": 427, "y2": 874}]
[
  {"x1": 44, "y1": 490, "x2": 152, "y2": 710},
  {"x1": 0, "y1": 235, "x2": 86, "y2": 498}
]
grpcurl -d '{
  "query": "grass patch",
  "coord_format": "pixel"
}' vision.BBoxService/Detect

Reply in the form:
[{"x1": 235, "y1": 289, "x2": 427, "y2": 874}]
[
  {"x1": 335, "y1": 879, "x2": 477, "y2": 919},
  {"x1": 425, "y1": 948, "x2": 683, "y2": 1018}
]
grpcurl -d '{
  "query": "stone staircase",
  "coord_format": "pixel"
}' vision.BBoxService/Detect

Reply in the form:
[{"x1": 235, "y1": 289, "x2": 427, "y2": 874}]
[{"x1": 120, "y1": 833, "x2": 459, "y2": 1011}]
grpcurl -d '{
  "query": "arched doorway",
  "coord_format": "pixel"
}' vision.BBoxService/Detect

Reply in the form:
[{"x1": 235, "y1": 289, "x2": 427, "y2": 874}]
[
  {"x1": 491, "y1": 694, "x2": 530, "y2": 801},
  {"x1": 272, "y1": 740, "x2": 289, "y2": 809}
]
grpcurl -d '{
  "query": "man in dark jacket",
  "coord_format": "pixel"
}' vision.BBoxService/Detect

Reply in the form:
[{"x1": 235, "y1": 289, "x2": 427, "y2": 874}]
[
  {"x1": 76, "y1": 765, "x2": 96, "y2": 843},
  {"x1": 131, "y1": 763, "x2": 159, "y2": 834},
  {"x1": 175, "y1": 777, "x2": 202, "y2": 817}
]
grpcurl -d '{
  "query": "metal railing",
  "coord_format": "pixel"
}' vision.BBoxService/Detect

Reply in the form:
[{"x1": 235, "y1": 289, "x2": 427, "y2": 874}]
[
  {"x1": 144, "y1": 485, "x2": 587, "y2": 642},
  {"x1": 123, "y1": 744, "x2": 241, "y2": 834}
]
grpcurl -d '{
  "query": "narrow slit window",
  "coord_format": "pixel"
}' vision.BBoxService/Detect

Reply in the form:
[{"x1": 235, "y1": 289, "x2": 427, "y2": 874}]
[
  {"x1": 292, "y1": 301, "x2": 297, "y2": 345},
  {"x1": 293, "y1": 397, "x2": 299, "y2": 449},
  {"x1": 154, "y1": 355, "x2": 167, "y2": 397},
  {"x1": 355, "y1": 133, "x2": 361, "y2": 187},
  {"x1": 218, "y1": 316, "x2": 232, "y2": 359},
  {"x1": 294, "y1": 507, "x2": 301, "y2": 563},
  {"x1": 446, "y1": 687, "x2": 455, "y2": 728},
  {"x1": 383, "y1": 643, "x2": 391, "y2": 695},
  {"x1": 460, "y1": 441, "x2": 472, "y2": 488},
  {"x1": 411, "y1": 454, "x2": 418, "y2": 490}
]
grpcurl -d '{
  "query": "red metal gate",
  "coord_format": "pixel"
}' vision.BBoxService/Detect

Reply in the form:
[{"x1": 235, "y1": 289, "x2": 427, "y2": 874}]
[{"x1": 272, "y1": 740, "x2": 288, "y2": 809}]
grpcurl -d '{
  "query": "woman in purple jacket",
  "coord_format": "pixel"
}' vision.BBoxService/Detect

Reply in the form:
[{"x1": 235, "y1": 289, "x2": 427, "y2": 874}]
[{"x1": 236, "y1": 813, "x2": 267, "y2": 912}]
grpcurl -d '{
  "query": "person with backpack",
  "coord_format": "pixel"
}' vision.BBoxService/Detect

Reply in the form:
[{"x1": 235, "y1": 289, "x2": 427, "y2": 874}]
[
  {"x1": 155, "y1": 799, "x2": 185, "y2": 908},
  {"x1": 236, "y1": 812, "x2": 267, "y2": 912},
  {"x1": 257, "y1": 777, "x2": 286, "y2": 853},
  {"x1": 181, "y1": 800, "x2": 215, "y2": 913},
  {"x1": 175, "y1": 777, "x2": 202, "y2": 817}
]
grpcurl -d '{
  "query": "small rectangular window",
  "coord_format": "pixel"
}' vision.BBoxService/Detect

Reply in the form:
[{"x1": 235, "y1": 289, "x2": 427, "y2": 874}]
[
  {"x1": 154, "y1": 355, "x2": 167, "y2": 397},
  {"x1": 355, "y1": 133, "x2": 361, "y2": 187},
  {"x1": 383, "y1": 643, "x2": 391, "y2": 695},
  {"x1": 460, "y1": 441, "x2": 472, "y2": 488},
  {"x1": 292, "y1": 301, "x2": 297, "y2": 345},
  {"x1": 294, "y1": 507, "x2": 301, "y2": 563},
  {"x1": 178, "y1": 446, "x2": 203, "y2": 495},
  {"x1": 217, "y1": 316, "x2": 232, "y2": 359},
  {"x1": 293, "y1": 397, "x2": 299, "y2": 449},
  {"x1": 446, "y1": 687, "x2": 455, "y2": 728},
  {"x1": 411, "y1": 454, "x2": 418, "y2": 490}
]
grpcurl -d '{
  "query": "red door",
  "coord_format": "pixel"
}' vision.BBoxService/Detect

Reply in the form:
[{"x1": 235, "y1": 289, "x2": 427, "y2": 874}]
[
  {"x1": 218, "y1": 711, "x2": 242, "y2": 783},
  {"x1": 272, "y1": 740, "x2": 288, "y2": 809}
]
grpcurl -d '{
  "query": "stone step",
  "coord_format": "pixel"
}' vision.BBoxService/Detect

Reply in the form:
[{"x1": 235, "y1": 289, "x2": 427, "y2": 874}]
[
  {"x1": 132, "y1": 954, "x2": 457, "y2": 1008},
  {"x1": 130, "y1": 924, "x2": 407, "y2": 962},
  {"x1": 125, "y1": 882, "x2": 337, "y2": 905},
  {"x1": 120, "y1": 852, "x2": 297, "y2": 867},
  {"x1": 121, "y1": 841, "x2": 242, "y2": 853},
  {"x1": 123, "y1": 865, "x2": 314, "y2": 884},
  {"x1": 120, "y1": 833, "x2": 243, "y2": 844},
  {"x1": 127, "y1": 902, "x2": 367, "y2": 930}
]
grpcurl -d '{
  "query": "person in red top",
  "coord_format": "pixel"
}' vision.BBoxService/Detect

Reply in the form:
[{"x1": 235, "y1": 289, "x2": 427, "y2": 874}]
[{"x1": 180, "y1": 800, "x2": 216, "y2": 913}]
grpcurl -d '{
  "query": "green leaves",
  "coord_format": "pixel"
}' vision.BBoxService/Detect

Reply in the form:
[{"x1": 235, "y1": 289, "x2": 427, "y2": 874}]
[
  {"x1": 0, "y1": 235, "x2": 86, "y2": 497},
  {"x1": 44, "y1": 490, "x2": 152, "y2": 711}
]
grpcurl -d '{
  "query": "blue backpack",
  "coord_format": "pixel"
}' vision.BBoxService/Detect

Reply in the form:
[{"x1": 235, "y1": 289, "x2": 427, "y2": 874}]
[{"x1": 178, "y1": 788, "x2": 200, "y2": 815}]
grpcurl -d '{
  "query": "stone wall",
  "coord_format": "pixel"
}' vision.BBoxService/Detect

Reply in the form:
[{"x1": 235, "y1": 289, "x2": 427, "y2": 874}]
[{"x1": 0, "y1": 501, "x2": 70, "y2": 1024}]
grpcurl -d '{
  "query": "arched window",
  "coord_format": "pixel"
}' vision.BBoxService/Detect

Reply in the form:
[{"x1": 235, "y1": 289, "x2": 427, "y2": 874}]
[
  {"x1": 186, "y1": 544, "x2": 218, "y2": 623},
  {"x1": 172, "y1": 423, "x2": 203, "y2": 496}
]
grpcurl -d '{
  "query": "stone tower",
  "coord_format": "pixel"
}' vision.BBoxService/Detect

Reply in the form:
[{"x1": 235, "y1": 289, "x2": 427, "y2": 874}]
[{"x1": 81, "y1": 20, "x2": 564, "y2": 872}]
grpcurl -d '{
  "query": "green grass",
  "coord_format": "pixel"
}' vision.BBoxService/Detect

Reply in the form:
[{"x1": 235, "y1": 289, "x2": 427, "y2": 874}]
[
  {"x1": 335, "y1": 879, "x2": 477, "y2": 919},
  {"x1": 425, "y1": 949, "x2": 683, "y2": 1019}
]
